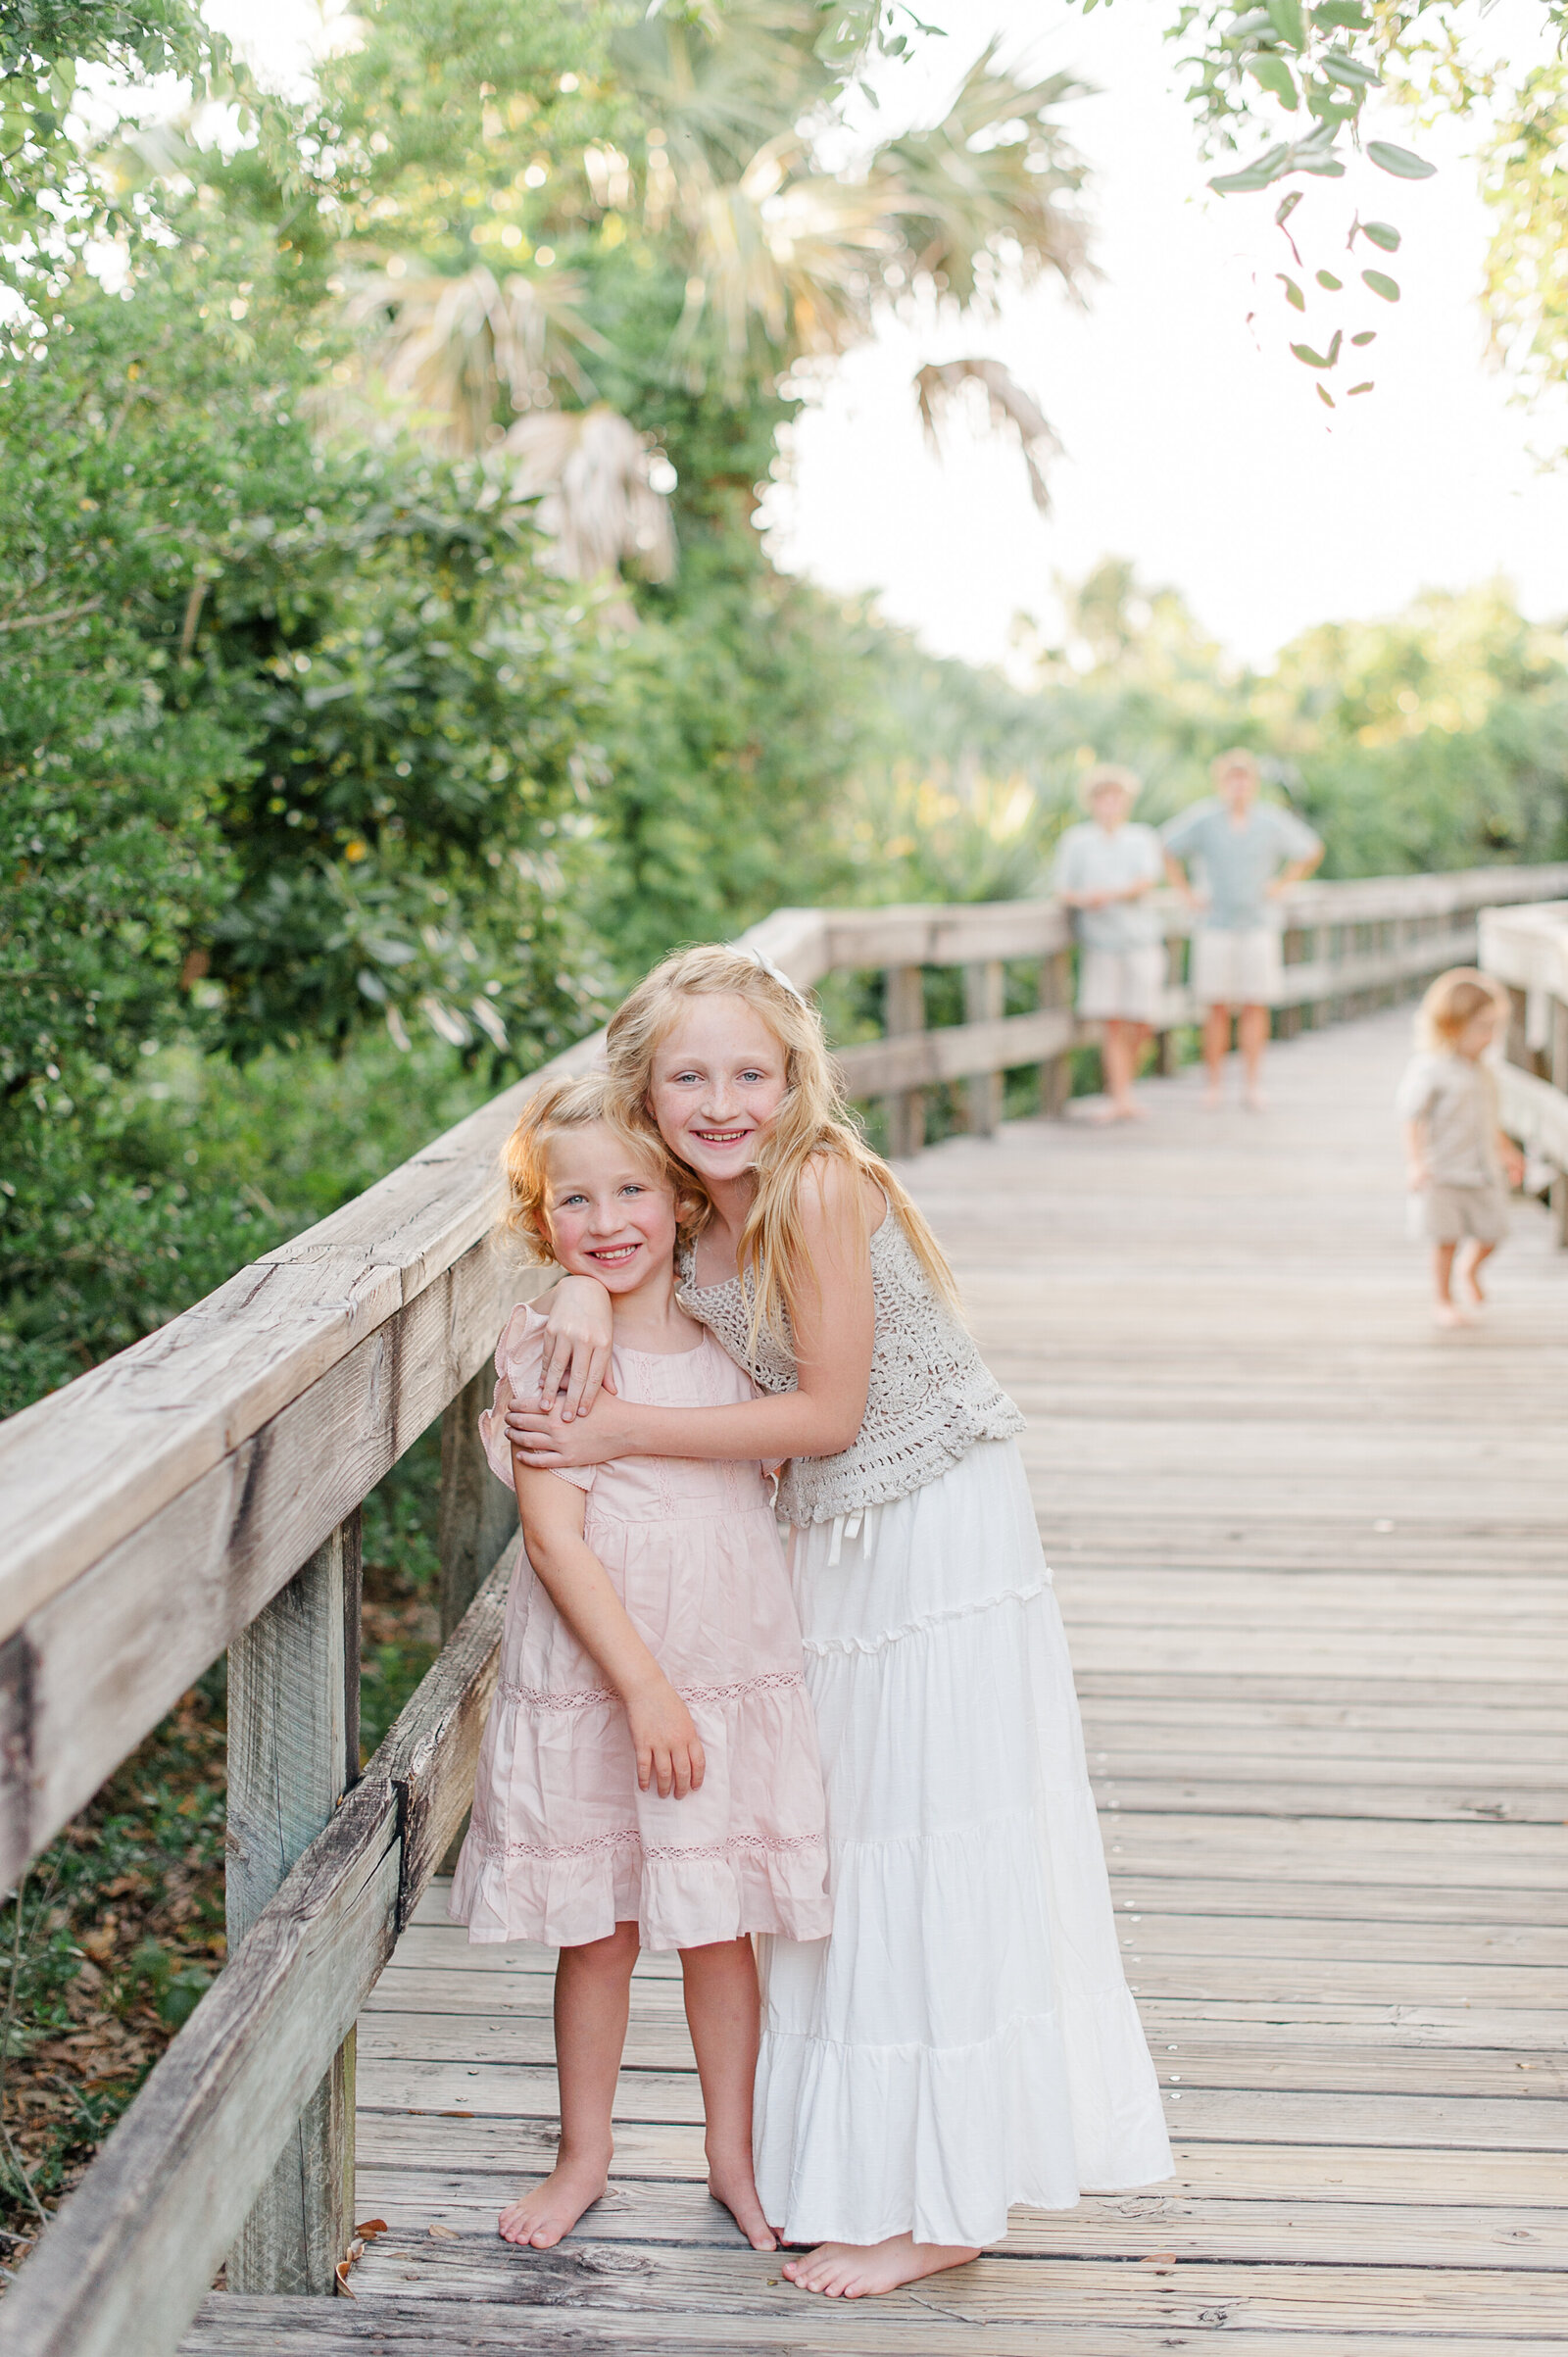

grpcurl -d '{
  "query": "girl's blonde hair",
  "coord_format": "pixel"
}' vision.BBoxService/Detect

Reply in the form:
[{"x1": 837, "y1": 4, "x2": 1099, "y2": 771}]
[
  {"x1": 605, "y1": 944, "x2": 962, "y2": 1349},
  {"x1": 498, "y1": 1069, "x2": 700, "y2": 1265},
  {"x1": 1417, "y1": 967, "x2": 1508, "y2": 1052}
]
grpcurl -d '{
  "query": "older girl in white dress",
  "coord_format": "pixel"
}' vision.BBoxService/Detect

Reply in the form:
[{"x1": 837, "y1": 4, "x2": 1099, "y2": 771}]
[{"x1": 509, "y1": 947, "x2": 1170, "y2": 2299}]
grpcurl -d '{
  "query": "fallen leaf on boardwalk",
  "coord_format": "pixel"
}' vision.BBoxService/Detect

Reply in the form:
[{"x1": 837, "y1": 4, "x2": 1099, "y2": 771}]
[
  {"x1": 355, "y1": 2218, "x2": 389, "y2": 2237},
  {"x1": 1142, "y1": 2251, "x2": 1178, "y2": 2274},
  {"x1": 333, "y1": 2259, "x2": 358, "y2": 2298},
  {"x1": 428, "y1": 2221, "x2": 460, "y2": 2238},
  {"x1": 439, "y1": 2109, "x2": 474, "y2": 2118}
]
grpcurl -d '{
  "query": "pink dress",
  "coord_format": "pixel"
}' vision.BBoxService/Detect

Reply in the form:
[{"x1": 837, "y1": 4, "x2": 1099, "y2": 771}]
[{"x1": 449, "y1": 1301, "x2": 833, "y2": 1952}]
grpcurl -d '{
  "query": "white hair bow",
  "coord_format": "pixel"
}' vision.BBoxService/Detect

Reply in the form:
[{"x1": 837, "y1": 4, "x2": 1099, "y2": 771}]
[{"x1": 748, "y1": 945, "x2": 808, "y2": 1004}]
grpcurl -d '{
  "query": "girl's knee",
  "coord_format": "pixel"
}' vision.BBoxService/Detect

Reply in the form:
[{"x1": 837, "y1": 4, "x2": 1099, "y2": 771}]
[{"x1": 565, "y1": 1920, "x2": 641, "y2": 1969}]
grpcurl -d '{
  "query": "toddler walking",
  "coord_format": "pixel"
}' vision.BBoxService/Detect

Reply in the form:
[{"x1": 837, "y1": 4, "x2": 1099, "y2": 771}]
[
  {"x1": 1396, "y1": 968, "x2": 1524, "y2": 1327},
  {"x1": 449, "y1": 1072, "x2": 830, "y2": 2252}
]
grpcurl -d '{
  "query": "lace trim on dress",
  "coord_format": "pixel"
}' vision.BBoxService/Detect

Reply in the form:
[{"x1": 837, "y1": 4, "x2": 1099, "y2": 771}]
[
  {"x1": 498, "y1": 1669, "x2": 807, "y2": 1712},
  {"x1": 469, "y1": 1827, "x2": 825, "y2": 1865}
]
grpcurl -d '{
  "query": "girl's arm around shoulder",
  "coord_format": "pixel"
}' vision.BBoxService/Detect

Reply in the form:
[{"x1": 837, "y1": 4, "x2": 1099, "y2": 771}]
[
  {"x1": 514, "y1": 1459, "x2": 704, "y2": 1798},
  {"x1": 529, "y1": 1273, "x2": 617, "y2": 1421},
  {"x1": 504, "y1": 1153, "x2": 875, "y2": 1472}
]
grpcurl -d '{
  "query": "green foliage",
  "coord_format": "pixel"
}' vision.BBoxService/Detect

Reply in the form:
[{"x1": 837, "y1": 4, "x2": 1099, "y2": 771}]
[{"x1": 1016, "y1": 564, "x2": 1568, "y2": 876}]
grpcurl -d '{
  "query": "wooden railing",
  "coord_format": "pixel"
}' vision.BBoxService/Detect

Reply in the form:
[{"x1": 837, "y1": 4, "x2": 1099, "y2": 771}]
[
  {"x1": 3, "y1": 857, "x2": 1567, "y2": 2357},
  {"x1": 1480, "y1": 898, "x2": 1568, "y2": 1243}
]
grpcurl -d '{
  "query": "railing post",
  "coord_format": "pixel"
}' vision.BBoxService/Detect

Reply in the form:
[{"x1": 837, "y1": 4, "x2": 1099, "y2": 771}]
[
  {"x1": 881, "y1": 963, "x2": 925, "y2": 1158},
  {"x1": 1039, "y1": 947, "x2": 1073, "y2": 1116},
  {"x1": 964, "y1": 958, "x2": 1004, "y2": 1137},
  {"x1": 440, "y1": 1366, "x2": 519, "y2": 1638},
  {"x1": 225, "y1": 1512, "x2": 362, "y2": 2294}
]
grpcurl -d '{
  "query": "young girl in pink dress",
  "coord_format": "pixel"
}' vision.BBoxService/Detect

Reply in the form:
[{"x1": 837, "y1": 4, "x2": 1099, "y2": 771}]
[
  {"x1": 449, "y1": 1071, "x2": 831, "y2": 2254},
  {"x1": 508, "y1": 947, "x2": 1171, "y2": 2300}
]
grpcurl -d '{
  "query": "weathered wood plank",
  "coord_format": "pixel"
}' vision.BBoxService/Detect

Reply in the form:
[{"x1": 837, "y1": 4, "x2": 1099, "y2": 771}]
[
  {"x1": 357, "y1": 2109, "x2": 1568, "y2": 2205},
  {"x1": 179, "y1": 2292, "x2": 1568, "y2": 2357},
  {"x1": 341, "y1": 2234, "x2": 1568, "y2": 2332},
  {"x1": 351, "y1": 2169, "x2": 1562, "y2": 2268},
  {"x1": 226, "y1": 1515, "x2": 362, "y2": 2295}
]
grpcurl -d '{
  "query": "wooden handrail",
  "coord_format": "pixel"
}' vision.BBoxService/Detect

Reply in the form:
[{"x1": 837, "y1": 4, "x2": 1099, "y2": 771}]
[
  {"x1": 1481, "y1": 900, "x2": 1568, "y2": 1241},
  {"x1": 5, "y1": 856, "x2": 1568, "y2": 2356}
]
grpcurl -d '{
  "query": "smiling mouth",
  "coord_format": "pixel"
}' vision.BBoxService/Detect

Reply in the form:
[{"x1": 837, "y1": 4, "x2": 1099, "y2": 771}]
[
  {"x1": 587, "y1": 1242, "x2": 641, "y2": 1265},
  {"x1": 694, "y1": 1128, "x2": 750, "y2": 1148}
]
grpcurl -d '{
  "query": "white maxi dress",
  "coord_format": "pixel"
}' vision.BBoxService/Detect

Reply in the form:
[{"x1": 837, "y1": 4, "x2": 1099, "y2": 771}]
[{"x1": 678, "y1": 1213, "x2": 1172, "y2": 2250}]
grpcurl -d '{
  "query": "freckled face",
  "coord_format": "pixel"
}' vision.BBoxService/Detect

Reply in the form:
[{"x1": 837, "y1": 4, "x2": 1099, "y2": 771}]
[
  {"x1": 648, "y1": 995, "x2": 789, "y2": 1187},
  {"x1": 543, "y1": 1123, "x2": 676, "y2": 1291}
]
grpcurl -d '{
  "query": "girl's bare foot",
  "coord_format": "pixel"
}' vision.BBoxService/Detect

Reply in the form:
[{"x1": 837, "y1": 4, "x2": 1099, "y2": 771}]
[
  {"x1": 706, "y1": 2148, "x2": 777, "y2": 2251},
  {"x1": 1114, "y1": 1099, "x2": 1149, "y2": 1121},
  {"x1": 498, "y1": 2154, "x2": 610, "y2": 2248},
  {"x1": 1201, "y1": 1084, "x2": 1223, "y2": 1110},
  {"x1": 1432, "y1": 1301, "x2": 1475, "y2": 1330},
  {"x1": 782, "y1": 2234, "x2": 981, "y2": 2298}
]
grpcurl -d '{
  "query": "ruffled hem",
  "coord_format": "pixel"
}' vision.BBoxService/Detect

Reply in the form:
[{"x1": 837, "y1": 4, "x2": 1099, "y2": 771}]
[
  {"x1": 755, "y1": 1987, "x2": 1173, "y2": 2248},
  {"x1": 801, "y1": 1580, "x2": 1050, "y2": 1658},
  {"x1": 449, "y1": 1825, "x2": 832, "y2": 1952}
]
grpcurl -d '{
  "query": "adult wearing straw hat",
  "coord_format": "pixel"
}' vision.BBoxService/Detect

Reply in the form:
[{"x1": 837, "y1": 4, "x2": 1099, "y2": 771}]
[{"x1": 1053, "y1": 763, "x2": 1165, "y2": 1123}]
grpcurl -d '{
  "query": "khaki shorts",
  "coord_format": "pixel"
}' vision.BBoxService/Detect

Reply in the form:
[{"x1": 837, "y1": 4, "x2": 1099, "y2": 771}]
[
  {"x1": 1078, "y1": 944, "x2": 1166, "y2": 1025},
  {"x1": 1190, "y1": 925, "x2": 1282, "y2": 1007},
  {"x1": 1420, "y1": 1181, "x2": 1511, "y2": 1247}
]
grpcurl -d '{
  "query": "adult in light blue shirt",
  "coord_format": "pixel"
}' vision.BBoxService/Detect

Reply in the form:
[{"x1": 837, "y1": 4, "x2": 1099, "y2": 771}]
[{"x1": 1161, "y1": 751, "x2": 1323, "y2": 1109}]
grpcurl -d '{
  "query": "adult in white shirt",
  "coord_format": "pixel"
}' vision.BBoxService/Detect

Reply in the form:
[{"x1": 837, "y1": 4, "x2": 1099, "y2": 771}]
[
  {"x1": 1053, "y1": 764, "x2": 1165, "y2": 1122},
  {"x1": 1161, "y1": 749, "x2": 1323, "y2": 1111}
]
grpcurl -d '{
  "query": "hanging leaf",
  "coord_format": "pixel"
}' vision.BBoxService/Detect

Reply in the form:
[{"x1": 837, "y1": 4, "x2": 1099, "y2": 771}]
[
  {"x1": 1210, "y1": 143, "x2": 1290, "y2": 193},
  {"x1": 1265, "y1": 0, "x2": 1307, "y2": 48},
  {"x1": 1359, "y1": 220, "x2": 1401, "y2": 251},
  {"x1": 1348, "y1": 379, "x2": 1374, "y2": 394},
  {"x1": 1278, "y1": 273, "x2": 1306, "y2": 311},
  {"x1": 1315, "y1": 270, "x2": 1342, "y2": 290},
  {"x1": 1350, "y1": 328, "x2": 1376, "y2": 345},
  {"x1": 1316, "y1": 383, "x2": 1335, "y2": 406},
  {"x1": 1362, "y1": 269, "x2": 1400, "y2": 302},
  {"x1": 1275, "y1": 190, "x2": 1303, "y2": 226},
  {"x1": 1320, "y1": 52, "x2": 1379, "y2": 88},
  {"x1": 1313, "y1": 2, "x2": 1370, "y2": 25},
  {"x1": 1368, "y1": 140, "x2": 1436, "y2": 178},
  {"x1": 1290, "y1": 329, "x2": 1342, "y2": 368},
  {"x1": 1249, "y1": 55, "x2": 1299, "y2": 108}
]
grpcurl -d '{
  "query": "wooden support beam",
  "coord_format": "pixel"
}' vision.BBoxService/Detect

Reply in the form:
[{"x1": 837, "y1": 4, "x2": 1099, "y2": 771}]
[
  {"x1": 879, "y1": 962, "x2": 926, "y2": 1158},
  {"x1": 225, "y1": 1515, "x2": 362, "y2": 2296},
  {"x1": 1039, "y1": 948, "x2": 1074, "y2": 1116},
  {"x1": 963, "y1": 959, "x2": 1004, "y2": 1135},
  {"x1": 439, "y1": 1368, "x2": 518, "y2": 1639}
]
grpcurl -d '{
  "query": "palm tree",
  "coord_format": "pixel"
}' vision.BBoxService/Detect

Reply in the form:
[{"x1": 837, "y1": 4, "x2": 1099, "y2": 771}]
[{"x1": 344, "y1": 5, "x2": 1090, "y2": 579}]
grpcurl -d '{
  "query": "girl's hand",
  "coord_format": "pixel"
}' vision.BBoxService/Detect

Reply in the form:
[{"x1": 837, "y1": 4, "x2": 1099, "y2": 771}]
[
  {"x1": 1406, "y1": 1162, "x2": 1429, "y2": 1192},
  {"x1": 537, "y1": 1275, "x2": 616, "y2": 1421},
  {"x1": 506, "y1": 1393, "x2": 637, "y2": 1469},
  {"x1": 1501, "y1": 1142, "x2": 1526, "y2": 1187},
  {"x1": 625, "y1": 1678, "x2": 705, "y2": 1798}
]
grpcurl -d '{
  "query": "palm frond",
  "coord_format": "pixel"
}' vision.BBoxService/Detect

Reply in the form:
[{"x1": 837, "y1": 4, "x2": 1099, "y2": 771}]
[
  {"x1": 884, "y1": 46, "x2": 1092, "y2": 309},
  {"x1": 349, "y1": 264, "x2": 605, "y2": 455},
  {"x1": 498, "y1": 405, "x2": 676, "y2": 589},
  {"x1": 914, "y1": 357, "x2": 1061, "y2": 514}
]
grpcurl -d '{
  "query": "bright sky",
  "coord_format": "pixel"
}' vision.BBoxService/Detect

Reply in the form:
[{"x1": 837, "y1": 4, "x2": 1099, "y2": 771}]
[
  {"x1": 762, "y1": 0, "x2": 1568, "y2": 670},
  {"x1": 209, "y1": 0, "x2": 1568, "y2": 671}
]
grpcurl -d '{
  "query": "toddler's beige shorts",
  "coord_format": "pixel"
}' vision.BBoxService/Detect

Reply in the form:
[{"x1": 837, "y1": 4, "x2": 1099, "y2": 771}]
[{"x1": 1420, "y1": 1181, "x2": 1511, "y2": 1246}]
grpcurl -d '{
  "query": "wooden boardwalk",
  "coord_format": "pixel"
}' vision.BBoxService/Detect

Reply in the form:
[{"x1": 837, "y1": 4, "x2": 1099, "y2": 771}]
[{"x1": 189, "y1": 1008, "x2": 1567, "y2": 2354}]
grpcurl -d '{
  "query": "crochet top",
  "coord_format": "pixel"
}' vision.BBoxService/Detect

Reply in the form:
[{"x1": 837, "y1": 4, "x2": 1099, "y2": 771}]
[{"x1": 676, "y1": 1206, "x2": 1024, "y2": 1526}]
